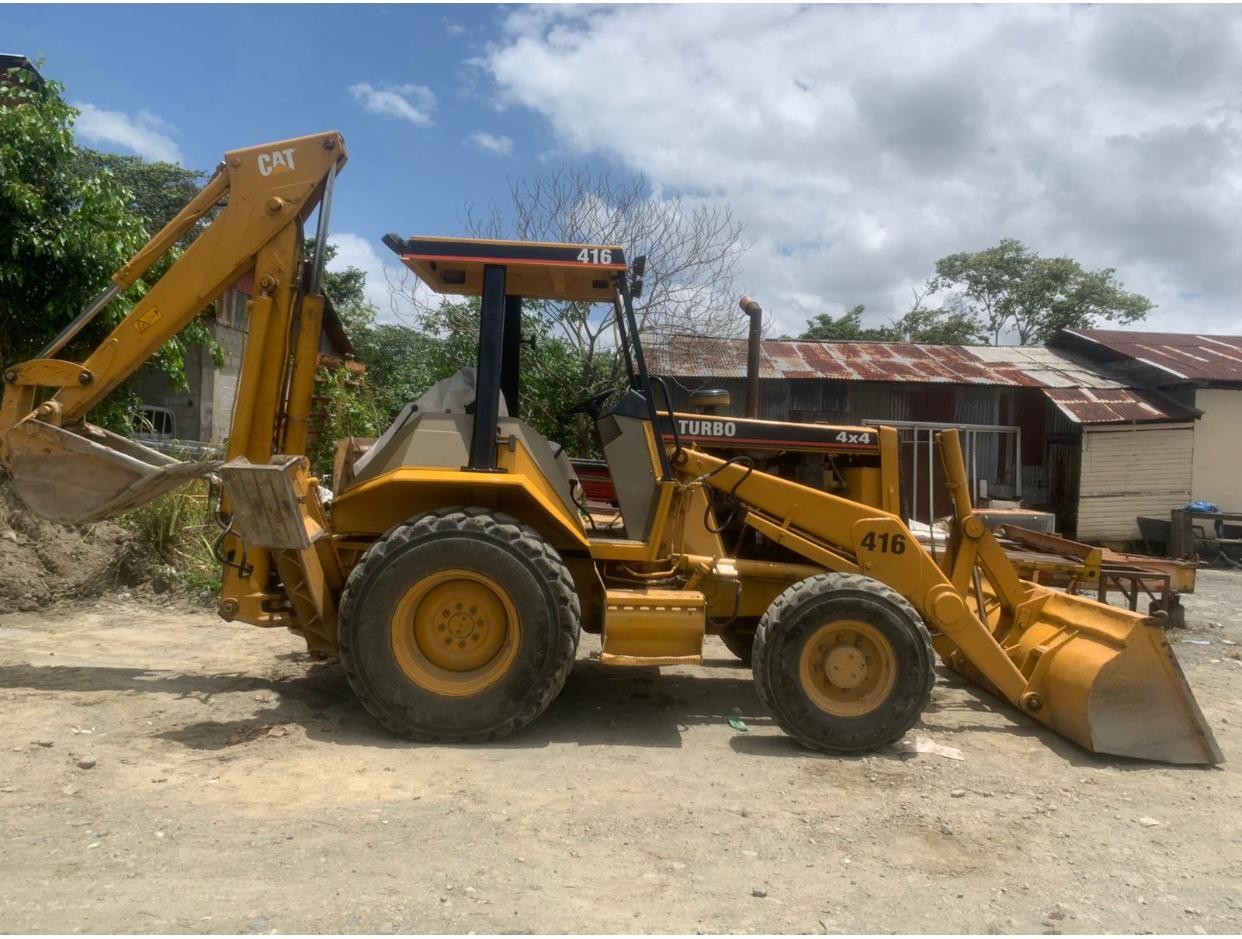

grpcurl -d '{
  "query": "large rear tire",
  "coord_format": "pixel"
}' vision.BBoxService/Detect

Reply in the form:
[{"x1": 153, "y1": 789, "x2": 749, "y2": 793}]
[
  {"x1": 753, "y1": 573, "x2": 934, "y2": 753},
  {"x1": 338, "y1": 507, "x2": 580, "y2": 742}
]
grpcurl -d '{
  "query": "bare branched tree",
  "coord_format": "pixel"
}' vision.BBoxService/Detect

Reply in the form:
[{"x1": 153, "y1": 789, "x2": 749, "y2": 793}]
[{"x1": 388, "y1": 167, "x2": 748, "y2": 403}]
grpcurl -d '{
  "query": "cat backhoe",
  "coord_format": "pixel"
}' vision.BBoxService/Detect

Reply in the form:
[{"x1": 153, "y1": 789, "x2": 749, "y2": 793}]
[{"x1": 0, "y1": 131, "x2": 1222, "y2": 764}]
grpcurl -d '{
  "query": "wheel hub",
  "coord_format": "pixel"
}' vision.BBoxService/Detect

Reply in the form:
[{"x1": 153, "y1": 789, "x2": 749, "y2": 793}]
[
  {"x1": 390, "y1": 569, "x2": 520, "y2": 696},
  {"x1": 824, "y1": 645, "x2": 867, "y2": 690},
  {"x1": 798, "y1": 619, "x2": 897, "y2": 717}
]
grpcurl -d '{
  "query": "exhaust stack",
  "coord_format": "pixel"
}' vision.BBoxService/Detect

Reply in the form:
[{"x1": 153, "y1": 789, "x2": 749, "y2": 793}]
[{"x1": 739, "y1": 295, "x2": 763, "y2": 418}]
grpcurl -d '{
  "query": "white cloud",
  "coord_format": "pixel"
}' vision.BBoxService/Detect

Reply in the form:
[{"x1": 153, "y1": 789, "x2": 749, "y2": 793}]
[
  {"x1": 72, "y1": 102, "x2": 183, "y2": 164},
  {"x1": 348, "y1": 82, "x2": 437, "y2": 126},
  {"x1": 468, "y1": 131, "x2": 514, "y2": 156},
  {"x1": 327, "y1": 233, "x2": 416, "y2": 324},
  {"x1": 443, "y1": 18, "x2": 465, "y2": 38},
  {"x1": 481, "y1": 6, "x2": 1242, "y2": 337}
]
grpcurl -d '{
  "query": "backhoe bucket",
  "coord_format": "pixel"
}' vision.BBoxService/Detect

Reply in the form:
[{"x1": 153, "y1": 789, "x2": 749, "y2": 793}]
[{"x1": 2, "y1": 417, "x2": 220, "y2": 525}]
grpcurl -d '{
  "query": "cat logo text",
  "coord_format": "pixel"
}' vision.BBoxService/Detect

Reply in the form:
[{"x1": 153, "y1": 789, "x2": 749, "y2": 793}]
[{"x1": 257, "y1": 148, "x2": 297, "y2": 176}]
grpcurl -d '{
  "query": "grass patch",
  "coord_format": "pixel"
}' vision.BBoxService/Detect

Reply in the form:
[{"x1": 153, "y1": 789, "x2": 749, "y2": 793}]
[{"x1": 118, "y1": 481, "x2": 221, "y2": 595}]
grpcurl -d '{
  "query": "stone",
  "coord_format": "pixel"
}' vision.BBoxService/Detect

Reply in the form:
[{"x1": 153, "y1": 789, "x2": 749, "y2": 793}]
[
  {"x1": 751, "y1": 886, "x2": 768, "y2": 898},
  {"x1": 76, "y1": 757, "x2": 97, "y2": 770},
  {"x1": 31, "y1": 739, "x2": 53, "y2": 748},
  {"x1": 1136, "y1": 817, "x2": 1161, "y2": 828},
  {"x1": 951, "y1": 789, "x2": 967, "y2": 798}
]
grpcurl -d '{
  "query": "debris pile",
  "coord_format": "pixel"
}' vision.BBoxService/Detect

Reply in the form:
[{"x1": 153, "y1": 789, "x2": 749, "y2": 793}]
[{"x1": 0, "y1": 479, "x2": 147, "y2": 610}]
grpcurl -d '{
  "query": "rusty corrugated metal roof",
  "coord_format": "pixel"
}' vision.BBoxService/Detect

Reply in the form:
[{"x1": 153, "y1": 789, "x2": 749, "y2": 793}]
[
  {"x1": 1062, "y1": 329, "x2": 1242, "y2": 383},
  {"x1": 644, "y1": 333, "x2": 1196, "y2": 424},
  {"x1": 1042, "y1": 387, "x2": 1199, "y2": 425},
  {"x1": 645, "y1": 334, "x2": 1124, "y2": 388}
]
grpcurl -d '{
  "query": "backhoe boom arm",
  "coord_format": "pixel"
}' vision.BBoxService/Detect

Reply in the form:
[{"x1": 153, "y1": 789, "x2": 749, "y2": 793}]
[{"x1": 1, "y1": 131, "x2": 346, "y2": 431}]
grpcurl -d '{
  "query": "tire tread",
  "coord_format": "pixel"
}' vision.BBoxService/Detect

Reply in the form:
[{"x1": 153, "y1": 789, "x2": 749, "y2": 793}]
[{"x1": 753, "y1": 573, "x2": 935, "y2": 752}]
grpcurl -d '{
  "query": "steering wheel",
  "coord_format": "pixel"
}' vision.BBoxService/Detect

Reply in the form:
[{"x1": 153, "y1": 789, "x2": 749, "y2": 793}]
[{"x1": 557, "y1": 387, "x2": 618, "y2": 423}]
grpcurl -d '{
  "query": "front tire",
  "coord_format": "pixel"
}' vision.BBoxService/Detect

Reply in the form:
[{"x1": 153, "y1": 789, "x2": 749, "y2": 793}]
[
  {"x1": 338, "y1": 507, "x2": 580, "y2": 742},
  {"x1": 753, "y1": 573, "x2": 934, "y2": 753}
]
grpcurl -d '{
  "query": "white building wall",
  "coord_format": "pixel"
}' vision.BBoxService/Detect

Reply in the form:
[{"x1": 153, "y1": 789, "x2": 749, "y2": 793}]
[
  {"x1": 1191, "y1": 388, "x2": 1242, "y2": 509},
  {"x1": 1077, "y1": 423, "x2": 1194, "y2": 543}
]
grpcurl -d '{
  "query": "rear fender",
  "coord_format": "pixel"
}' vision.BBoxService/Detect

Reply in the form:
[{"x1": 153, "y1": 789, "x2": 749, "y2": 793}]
[{"x1": 329, "y1": 467, "x2": 589, "y2": 552}]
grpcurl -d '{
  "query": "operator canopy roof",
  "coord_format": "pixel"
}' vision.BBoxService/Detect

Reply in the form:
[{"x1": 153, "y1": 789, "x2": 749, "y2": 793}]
[{"x1": 383, "y1": 234, "x2": 626, "y2": 302}]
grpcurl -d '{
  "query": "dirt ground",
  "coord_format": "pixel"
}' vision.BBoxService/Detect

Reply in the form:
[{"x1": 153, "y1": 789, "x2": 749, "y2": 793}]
[{"x1": 0, "y1": 574, "x2": 1240, "y2": 935}]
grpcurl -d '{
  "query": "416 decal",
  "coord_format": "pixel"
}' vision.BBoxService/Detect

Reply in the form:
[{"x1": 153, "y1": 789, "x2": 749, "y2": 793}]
[
  {"x1": 576, "y1": 247, "x2": 613, "y2": 264},
  {"x1": 859, "y1": 531, "x2": 907, "y2": 554}
]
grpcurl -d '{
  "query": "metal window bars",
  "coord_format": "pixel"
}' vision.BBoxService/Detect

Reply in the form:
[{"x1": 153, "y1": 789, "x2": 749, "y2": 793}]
[{"x1": 862, "y1": 419, "x2": 1023, "y2": 561}]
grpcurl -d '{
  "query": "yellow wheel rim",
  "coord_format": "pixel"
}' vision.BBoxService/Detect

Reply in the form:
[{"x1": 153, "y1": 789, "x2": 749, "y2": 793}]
[
  {"x1": 798, "y1": 619, "x2": 896, "y2": 717},
  {"x1": 390, "y1": 569, "x2": 521, "y2": 697}
]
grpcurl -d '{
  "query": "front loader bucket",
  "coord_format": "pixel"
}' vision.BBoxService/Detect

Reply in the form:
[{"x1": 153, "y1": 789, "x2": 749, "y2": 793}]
[
  {"x1": 929, "y1": 428, "x2": 1221, "y2": 766},
  {"x1": 964, "y1": 587, "x2": 1223, "y2": 765},
  {"x1": 2, "y1": 417, "x2": 220, "y2": 525}
]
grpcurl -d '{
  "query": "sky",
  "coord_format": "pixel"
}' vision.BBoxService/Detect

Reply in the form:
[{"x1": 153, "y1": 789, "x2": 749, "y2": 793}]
[{"x1": 4, "y1": 3, "x2": 1241, "y2": 337}]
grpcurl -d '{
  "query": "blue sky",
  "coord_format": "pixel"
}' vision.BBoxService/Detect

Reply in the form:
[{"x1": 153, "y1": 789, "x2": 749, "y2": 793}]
[{"x1": 5, "y1": 5, "x2": 1242, "y2": 335}]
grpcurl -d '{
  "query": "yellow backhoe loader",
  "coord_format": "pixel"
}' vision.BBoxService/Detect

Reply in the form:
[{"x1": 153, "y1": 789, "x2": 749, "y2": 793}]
[{"x1": 0, "y1": 131, "x2": 1222, "y2": 764}]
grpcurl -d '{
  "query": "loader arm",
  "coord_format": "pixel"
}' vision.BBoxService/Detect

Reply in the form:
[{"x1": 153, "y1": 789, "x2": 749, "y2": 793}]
[
  {"x1": 673, "y1": 430, "x2": 1222, "y2": 764},
  {"x1": 0, "y1": 131, "x2": 347, "y2": 521},
  {"x1": 674, "y1": 437, "x2": 1032, "y2": 706}
]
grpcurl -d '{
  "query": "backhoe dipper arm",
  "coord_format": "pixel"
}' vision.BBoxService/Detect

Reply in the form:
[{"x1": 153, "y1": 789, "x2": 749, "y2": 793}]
[{"x1": 1, "y1": 131, "x2": 346, "y2": 432}]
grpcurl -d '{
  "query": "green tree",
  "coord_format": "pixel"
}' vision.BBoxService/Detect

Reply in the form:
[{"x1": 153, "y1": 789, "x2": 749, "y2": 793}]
[
  {"x1": 0, "y1": 66, "x2": 145, "y2": 366},
  {"x1": 887, "y1": 302, "x2": 985, "y2": 344},
  {"x1": 1, "y1": 64, "x2": 226, "y2": 433},
  {"x1": 74, "y1": 150, "x2": 205, "y2": 235},
  {"x1": 797, "y1": 298, "x2": 986, "y2": 345},
  {"x1": 927, "y1": 238, "x2": 1152, "y2": 345},
  {"x1": 799, "y1": 304, "x2": 891, "y2": 341}
]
